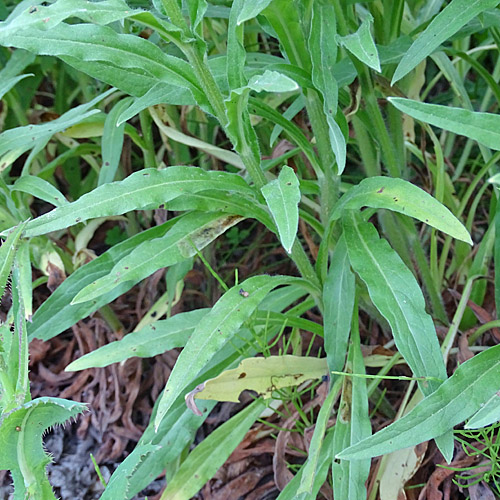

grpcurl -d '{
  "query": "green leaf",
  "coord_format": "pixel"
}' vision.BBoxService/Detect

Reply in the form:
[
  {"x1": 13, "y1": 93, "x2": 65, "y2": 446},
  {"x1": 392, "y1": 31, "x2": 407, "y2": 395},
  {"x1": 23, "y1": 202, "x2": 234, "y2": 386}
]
[
  {"x1": 160, "y1": 399, "x2": 265, "y2": 500},
  {"x1": 337, "y1": 16, "x2": 381, "y2": 72},
  {"x1": 224, "y1": 87, "x2": 262, "y2": 180},
  {"x1": 65, "y1": 309, "x2": 208, "y2": 371},
  {"x1": 247, "y1": 70, "x2": 299, "y2": 93},
  {"x1": 28, "y1": 219, "x2": 179, "y2": 341},
  {"x1": 71, "y1": 212, "x2": 243, "y2": 304},
  {"x1": 236, "y1": 0, "x2": 273, "y2": 24},
  {"x1": 116, "y1": 83, "x2": 195, "y2": 125},
  {"x1": 261, "y1": 166, "x2": 300, "y2": 253},
  {"x1": 154, "y1": 275, "x2": 295, "y2": 429},
  {"x1": 465, "y1": 393, "x2": 500, "y2": 429},
  {"x1": 0, "y1": 89, "x2": 114, "y2": 172},
  {"x1": 297, "y1": 385, "x2": 336, "y2": 496},
  {"x1": 277, "y1": 429, "x2": 334, "y2": 500},
  {"x1": 309, "y1": 2, "x2": 346, "y2": 174},
  {"x1": 323, "y1": 235, "x2": 355, "y2": 376},
  {"x1": 189, "y1": 355, "x2": 327, "y2": 404},
  {"x1": 0, "y1": 73, "x2": 33, "y2": 100},
  {"x1": 22, "y1": 167, "x2": 254, "y2": 237},
  {"x1": 389, "y1": 96, "x2": 500, "y2": 152},
  {"x1": 1, "y1": 23, "x2": 203, "y2": 101},
  {"x1": 331, "y1": 176, "x2": 472, "y2": 245},
  {"x1": 0, "y1": 221, "x2": 26, "y2": 300},
  {"x1": 392, "y1": 0, "x2": 500, "y2": 84},
  {"x1": 337, "y1": 344, "x2": 500, "y2": 460},
  {"x1": 0, "y1": 397, "x2": 87, "y2": 499},
  {"x1": 332, "y1": 318, "x2": 371, "y2": 500},
  {"x1": 99, "y1": 97, "x2": 133, "y2": 186},
  {"x1": 343, "y1": 212, "x2": 447, "y2": 394},
  {"x1": 11, "y1": 175, "x2": 68, "y2": 208},
  {"x1": 0, "y1": 0, "x2": 137, "y2": 35},
  {"x1": 343, "y1": 212, "x2": 454, "y2": 460}
]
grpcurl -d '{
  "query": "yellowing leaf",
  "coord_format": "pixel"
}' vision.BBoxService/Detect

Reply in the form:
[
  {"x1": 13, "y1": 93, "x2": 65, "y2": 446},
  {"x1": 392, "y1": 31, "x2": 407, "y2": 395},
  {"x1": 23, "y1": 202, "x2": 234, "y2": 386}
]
[{"x1": 188, "y1": 355, "x2": 327, "y2": 404}]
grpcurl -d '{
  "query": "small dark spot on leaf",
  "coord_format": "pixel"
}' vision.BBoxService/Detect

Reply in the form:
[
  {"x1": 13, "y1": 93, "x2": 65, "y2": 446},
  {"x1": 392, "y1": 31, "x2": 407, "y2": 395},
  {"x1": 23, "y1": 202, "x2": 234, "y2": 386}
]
[
  {"x1": 159, "y1": 204, "x2": 165, "y2": 209},
  {"x1": 29, "y1": 6, "x2": 38, "y2": 13},
  {"x1": 238, "y1": 372, "x2": 247, "y2": 379},
  {"x1": 286, "y1": 182, "x2": 292, "y2": 186},
  {"x1": 104, "y1": 161, "x2": 110, "y2": 166},
  {"x1": 124, "y1": 266, "x2": 129, "y2": 270},
  {"x1": 75, "y1": 217, "x2": 82, "y2": 223},
  {"x1": 151, "y1": 311, "x2": 157, "y2": 318},
  {"x1": 377, "y1": 187, "x2": 384, "y2": 193}
]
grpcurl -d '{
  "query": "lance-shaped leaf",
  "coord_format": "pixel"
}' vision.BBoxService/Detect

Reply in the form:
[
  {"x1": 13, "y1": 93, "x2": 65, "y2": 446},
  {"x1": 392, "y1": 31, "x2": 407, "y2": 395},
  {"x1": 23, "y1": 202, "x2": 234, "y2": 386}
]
[
  {"x1": 0, "y1": 397, "x2": 87, "y2": 499},
  {"x1": 297, "y1": 385, "x2": 337, "y2": 497},
  {"x1": 66, "y1": 309, "x2": 209, "y2": 371},
  {"x1": 389, "y1": 97, "x2": 500, "y2": 152},
  {"x1": 154, "y1": 275, "x2": 295, "y2": 429},
  {"x1": 338, "y1": 344, "x2": 500, "y2": 460},
  {"x1": 392, "y1": 0, "x2": 500, "y2": 84},
  {"x1": 11, "y1": 175, "x2": 68, "y2": 207},
  {"x1": 0, "y1": 89, "x2": 114, "y2": 171},
  {"x1": 465, "y1": 392, "x2": 500, "y2": 429},
  {"x1": 236, "y1": 0, "x2": 273, "y2": 24},
  {"x1": 337, "y1": 15, "x2": 380, "y2": 72},
  {"x1": 21, "y1": 167, "x2": 254, "y2": 237},
  {"x1": 309, "y1": 2, "x2": 346, "y2": 174},
  {"x1": 72, "y1": 213, "x2": 243, "y2": 304},
  {"x1": 343, "y1": 211, "x2": 453, "y2": 460},
  {"x1": 160, "y1": 399, "x2": 265, "y2": 500},
  {"x1": 261, "y1": 166, "x2": 300, "y2": 253},
  {"x1": 0, "y1": 0, "x2": 137, "y2": 36},
  {"x1": 331, "y1": 176, "x2": 472, "y2": 244},
  {"x1": 343, "y1": 212, "x2": 447, "y2": 393},
  {"x1": 0, "y1": 23, "x2": 204, "y2": 102},
  {"x1": 332, "y1": 313, "x2": 371, "y2": 500},
  {"x1": 188, "y1": 355, "x2": 327, "y2": 406},
  {"x1": 28, "y1": 219, "x2": 178, "y2": 342},
  {"x1": 277, "y1": 429, "x2": 334, "y2": 500},
  {"x1": 323, "y1": 235, "x2": 355, "y2": 377}
]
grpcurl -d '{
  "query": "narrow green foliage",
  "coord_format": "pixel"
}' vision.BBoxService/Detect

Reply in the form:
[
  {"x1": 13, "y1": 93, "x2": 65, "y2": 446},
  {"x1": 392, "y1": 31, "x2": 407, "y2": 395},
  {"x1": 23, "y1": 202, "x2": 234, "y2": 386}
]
[
  {"x1": 261, "y1": 166, "x2": 301, "y2": 253},
  {"x1": 392, "y1": 0, "x2": 500, "y2": 83},
  {"x1": 338, "y1": 345, "x2": 500, "y2": 460},
  {"x1": 331, "y1": 176, "x2": 472, "y2": 244}
]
